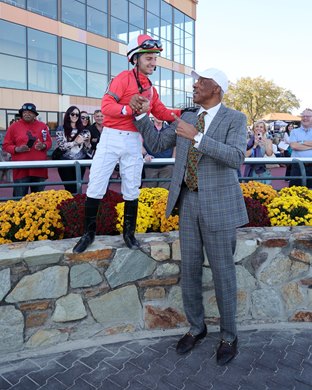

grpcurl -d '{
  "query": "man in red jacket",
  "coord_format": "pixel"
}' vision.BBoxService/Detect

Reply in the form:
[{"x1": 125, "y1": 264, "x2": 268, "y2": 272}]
[
  {"x1": 73, "y1": 34, "x2": 181, "y2": 253},
  {"x1": 3, "y1": 103, "x2": 52, "y2": 198}
]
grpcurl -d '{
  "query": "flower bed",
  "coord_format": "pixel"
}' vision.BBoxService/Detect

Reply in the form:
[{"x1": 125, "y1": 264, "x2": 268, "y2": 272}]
[{"x1": 1, "y1": 184, "x2": 312, "y2": 244}]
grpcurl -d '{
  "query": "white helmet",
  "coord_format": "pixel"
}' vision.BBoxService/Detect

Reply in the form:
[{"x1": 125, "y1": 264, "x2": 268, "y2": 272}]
[{"x1": 127, "y1": 34, "x2": 163, "y2": 65}]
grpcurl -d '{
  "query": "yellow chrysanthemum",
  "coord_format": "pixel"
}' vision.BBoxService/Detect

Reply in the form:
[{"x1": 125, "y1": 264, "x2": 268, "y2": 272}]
[
  {"x1": 267, "y1": 186, "x2": 312, "y2": 226},
  {"x1": 240, "y1": 181, "x2": 277, "y2": 206},
  {"x1": 0, "y1": 189, "x2": 73, "y2": 244}
]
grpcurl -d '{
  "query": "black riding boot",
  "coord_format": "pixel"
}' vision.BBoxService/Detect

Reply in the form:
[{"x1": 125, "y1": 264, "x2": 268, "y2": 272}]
[
  {"x1": 123, "y1": 199, "x2": 140, "y2": 249},
  {"x1": 73, "y1": 197, "x2": 100, "y2": 253}
]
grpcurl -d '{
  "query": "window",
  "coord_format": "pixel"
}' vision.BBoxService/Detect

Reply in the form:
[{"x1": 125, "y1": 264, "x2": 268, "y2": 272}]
[
  {"x1": 62, "y1": 67, "x2": 86, "y2": 96},
  {"x1": 172, "y1": 7, "x2": 195, "y2": 67},
  {"x1": 2, "y1": 0, "x2": 25, "y2": 8},
  {"x1": 62, "y1": 38, "x2": 86, "y2": 96},
  {"x1": 28, "y1": 60, "x2": 57, "y2": 92},
  {"x1": 173, "y1": 45, "x2": 183, "y2": 64},
  {"x1": 87, "y1": 6, "x2": 107, "y2": 36},
  {"x1": 130, "y1": 0, "x2": 144, "y2": 6},
  {"x1": 27, "y1": 0, "x2": 57, "y2": 19},
  {"x1": 129, "y1": 3, "x2": 144, "y2": 29},
  {"x1": 147, "y1": 0, "x2": 160, "y2": 16},
  {"x1": 173, "y1": 72, "x2": 185, "y2": 107},
  {"x1": 149, "y1": 66, "x2": 160, "y2": 87},
  {"x1": 46, "y1": 112, "x2": 58, "y2": 130},
  {"x1": 111, "y1": 17, "x2": 128, "y2": 43},
  {"x1": 111, "y1": 52, "x2": 128, "y2": 78},
  {"x1": 111, "y1": 0, "x2": 128, "y2": 21},
  {"x1": 161, "y1": 1, "x2": 172, "y2": 23},
  {"x1": 62, "y1": 0, "x2": 86, "y2": 29},
  {"x1": 174, "y1": 8, "x2": 184, "y2": 29},
  {"x1": 129, "y1": 26, "x2": 144, "y2": 42},
  {"x1": 87, "y1": 46, "x2": 107, "y2": 74},
  {"x1": 0, "y1": 54, "x2": 27, "y2": 89},
  {"x1": 87, "y1": 46, "x2": 108, "y2": 98},
  {"x1": 28, "y1": 29, "x2": 57, "y2": 64},
  {"x1": 160, "y1": 20, "x2": 172, "y2": 60},
  {"x1": 87, "y1": 0, "x2": 107, "y2": 12},
  {"x1": 0, "y1": 20, "x2": 26, "y2": 57},
  {"x1": 62, "y1": 39, "x2": 86, "y2": 70},
  {"x1": 160, "y1": 68, "x2": 172, "y2": 107},
  {"x1": 185, "y1": 15, "x2": 194, "y2": 35},
  {"x1": 147, "y1": 12, "x2": 160, "y2": 37},
  {"x1": 110, "y1": 0, "x2": 128, "y2": 42},
  {"x1": 87, "y1": 72, "x2": 107, "y2": 98}
]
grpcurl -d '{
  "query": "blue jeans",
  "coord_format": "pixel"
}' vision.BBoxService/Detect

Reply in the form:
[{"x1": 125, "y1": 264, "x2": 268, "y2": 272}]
[{"x1": 13, "y1": 177, "x2": 46, "y2": 198}]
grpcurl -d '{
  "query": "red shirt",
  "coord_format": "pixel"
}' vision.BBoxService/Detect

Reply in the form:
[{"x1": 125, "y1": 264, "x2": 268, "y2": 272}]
[
  {"x1": 3, "y1": 118, "x2": 52, "y2": 180},
  {"x1": 101, "y1": 70, "x2": 181, "y2": 131}
]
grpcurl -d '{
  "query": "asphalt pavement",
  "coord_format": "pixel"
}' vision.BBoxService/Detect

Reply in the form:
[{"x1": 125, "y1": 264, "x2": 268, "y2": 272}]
[{"x1": 0, "y1": 323, "x2": 311, "y2": 390}]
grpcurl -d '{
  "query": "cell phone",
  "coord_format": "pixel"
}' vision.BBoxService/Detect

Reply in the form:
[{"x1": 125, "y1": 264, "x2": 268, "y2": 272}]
[{"x1": 26, "y1": 138, "x2": 36, "y2": 148}]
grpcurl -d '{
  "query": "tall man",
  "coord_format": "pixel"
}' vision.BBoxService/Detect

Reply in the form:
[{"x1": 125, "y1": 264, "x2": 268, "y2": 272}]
[
  {"x1": 134, "y1": 68, "x2": 248, "y2": 366},
  {"x1": 289, "y1": 108, "x2": 312, "y2": 188},
  {"x1": 3, "y1": 103, "x2": 52, "y2": 198},
  {"x1": 73, "y1": 34, "x2": 180, "y2": 253}
]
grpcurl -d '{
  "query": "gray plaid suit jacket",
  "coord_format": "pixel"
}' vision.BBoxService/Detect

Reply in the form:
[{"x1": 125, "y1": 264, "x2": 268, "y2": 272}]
[{"x1": 135, "y1": 104, "x2": 249, "y2": 231}]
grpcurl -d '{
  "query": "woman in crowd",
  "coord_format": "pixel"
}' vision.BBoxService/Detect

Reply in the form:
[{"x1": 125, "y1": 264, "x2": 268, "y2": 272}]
[
  {"x1": 81, "y1": 111, "x2": 91, "y2": 129},
  {"x1": 55, "y1": 106, "x2": 92, "y2": 193},
  {"x1": 244, "y1": 120, "x2": 274, "y2": 184}
]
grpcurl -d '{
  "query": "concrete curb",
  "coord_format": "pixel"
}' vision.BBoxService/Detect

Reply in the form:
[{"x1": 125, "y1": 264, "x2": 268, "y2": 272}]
[{"x1": 1, "y1": 321, "x2": 310, "y2": 364}]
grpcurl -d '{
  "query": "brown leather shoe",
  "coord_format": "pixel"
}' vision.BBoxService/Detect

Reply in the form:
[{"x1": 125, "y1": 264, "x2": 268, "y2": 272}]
[
  {"x1": 216, "y1": 337, "x2": 238, "y2": 366},
  {"x1": 176, "y1": 325, "x2": 207, "y2": 354}
]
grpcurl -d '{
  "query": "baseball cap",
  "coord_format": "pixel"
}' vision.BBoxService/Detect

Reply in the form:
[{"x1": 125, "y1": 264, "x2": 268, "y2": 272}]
[
  {"x1": 19, "y1": 103, "x2": 39, "y2": 116},
  {"x1": 191, "y1": 68, "x2": 228, "y2": 93}
]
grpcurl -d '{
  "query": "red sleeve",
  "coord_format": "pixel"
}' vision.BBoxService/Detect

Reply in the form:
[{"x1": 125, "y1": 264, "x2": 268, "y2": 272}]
[
  {"x1": 101, "y1": 71, "x2": 134, "y2": 117},
  {"x1": 150, "y1": 88, "x2": 181, "y2": 122},
  {"x1": 45, "y1": 125, "x2": 53, "y2": 150},
  {"x1": 2, "y1": 124, "x2": 17, "y2": 155}
]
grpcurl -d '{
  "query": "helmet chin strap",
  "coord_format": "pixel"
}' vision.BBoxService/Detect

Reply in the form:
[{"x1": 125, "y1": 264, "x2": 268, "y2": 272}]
[{"x1": 133, "y1": 59, "x2": 152, "y2": 94}]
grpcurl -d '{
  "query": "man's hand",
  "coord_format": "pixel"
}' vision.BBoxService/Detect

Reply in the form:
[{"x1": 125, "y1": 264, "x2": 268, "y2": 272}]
[
  {"x1": 35, "y1": 139, "x2": 46, "y2": 151},
  {"x1": 129, "y1": 95, "x2": 150, "y2": 114},
  {"x1": 15, "y1": 145, "x2": 30, "y2": 153},
  {"x1": 171, "y1": 113, "x2": 198, "y2": 141}
]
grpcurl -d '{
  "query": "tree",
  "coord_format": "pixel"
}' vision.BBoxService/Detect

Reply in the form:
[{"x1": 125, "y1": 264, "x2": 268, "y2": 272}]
[{"x1": 223, "y1": 77, "x2": 300, "y2": 125}]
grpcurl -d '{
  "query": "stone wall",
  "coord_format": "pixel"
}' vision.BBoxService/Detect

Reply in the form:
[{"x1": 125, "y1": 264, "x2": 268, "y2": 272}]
[{"x1": 0, "y1": 227, "x2": 311, "y2": 355}]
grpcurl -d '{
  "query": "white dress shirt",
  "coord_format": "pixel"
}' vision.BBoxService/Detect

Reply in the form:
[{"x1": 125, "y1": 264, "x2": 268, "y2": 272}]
[{"x1": 194, "y1": 103, "x2": 221, "y2": 147}]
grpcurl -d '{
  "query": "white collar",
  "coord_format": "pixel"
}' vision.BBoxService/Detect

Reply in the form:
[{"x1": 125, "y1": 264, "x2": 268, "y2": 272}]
[{"x1": 198, "y1": 102, "x2": 221, "y2": 117}]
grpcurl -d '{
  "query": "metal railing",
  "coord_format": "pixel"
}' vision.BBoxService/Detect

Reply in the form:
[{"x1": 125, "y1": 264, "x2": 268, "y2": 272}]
[{"x1": 0, "y1": 157, "x2": 312, "y2": 201}]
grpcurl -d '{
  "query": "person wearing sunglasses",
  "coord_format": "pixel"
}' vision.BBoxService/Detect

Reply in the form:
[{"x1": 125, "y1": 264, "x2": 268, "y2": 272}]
[
  {"x1": 3, "y1": 102, "x2": 52, "y2": 198},
  {"x1": 73, "y1": 34, "x2": 181, "y2": 253},
  {"x1": 54, "y1": 106, "x2": 92, "y2": 193},
  {"x1": 81, "y1": 111, "x2": 91, "y2": 129}
]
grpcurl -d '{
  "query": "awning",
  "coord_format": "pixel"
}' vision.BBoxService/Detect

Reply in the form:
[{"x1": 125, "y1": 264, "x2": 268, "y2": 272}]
[{"x1": 261, "y1": 113, "x2": 301, "y2": 122}]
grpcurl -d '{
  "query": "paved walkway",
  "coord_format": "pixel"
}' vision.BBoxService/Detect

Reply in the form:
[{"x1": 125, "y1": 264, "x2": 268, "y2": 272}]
[{"x1": 0, "y1": 324, "x2": 311, "y2": 389}]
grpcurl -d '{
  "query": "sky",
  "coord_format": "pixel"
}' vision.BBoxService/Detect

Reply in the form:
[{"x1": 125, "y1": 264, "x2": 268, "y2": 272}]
[{"x1": 195, "y1": 0, "x2": 311, "y2": 114}]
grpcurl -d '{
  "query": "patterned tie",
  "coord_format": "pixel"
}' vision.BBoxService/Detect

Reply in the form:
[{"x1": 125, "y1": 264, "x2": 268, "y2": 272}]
[{"x1": 185, "y1": 111, "x2": 207, "y2": 191}]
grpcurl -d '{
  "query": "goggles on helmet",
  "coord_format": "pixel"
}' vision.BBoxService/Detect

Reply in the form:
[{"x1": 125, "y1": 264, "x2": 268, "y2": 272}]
[{"x1": 127, "y1": 39, "x2": 162, "y2": 57}]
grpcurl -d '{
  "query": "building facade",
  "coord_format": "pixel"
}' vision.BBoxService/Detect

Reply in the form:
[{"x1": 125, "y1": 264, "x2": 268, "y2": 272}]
[{"x1": 0, "y1": 0, "x2": 197, "y2": 132}]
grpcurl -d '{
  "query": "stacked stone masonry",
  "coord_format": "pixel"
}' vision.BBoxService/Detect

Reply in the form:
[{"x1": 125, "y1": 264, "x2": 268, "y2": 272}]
[{"x1": 0, "y1": 227, "x2": 311, "y2": 355}]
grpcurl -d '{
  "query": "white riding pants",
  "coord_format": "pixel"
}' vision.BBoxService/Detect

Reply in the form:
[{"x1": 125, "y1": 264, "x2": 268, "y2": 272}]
[{"x1": 87, "y1": 127, "x2": 143, "y2": 200}]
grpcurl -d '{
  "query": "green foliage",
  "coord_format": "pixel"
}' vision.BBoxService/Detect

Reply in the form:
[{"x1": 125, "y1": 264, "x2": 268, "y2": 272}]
[{"x1": 223, "y1": 76, "x2": 300, "y2": 125}]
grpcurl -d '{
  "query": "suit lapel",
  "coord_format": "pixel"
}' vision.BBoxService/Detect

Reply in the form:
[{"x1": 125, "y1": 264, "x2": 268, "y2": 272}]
[
  {"x1": 206, "y1": 104, "x2": 227, "y2": 138},
  {"x1": 197, "y1": 104, "x2": 227, "y2": 164}
]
